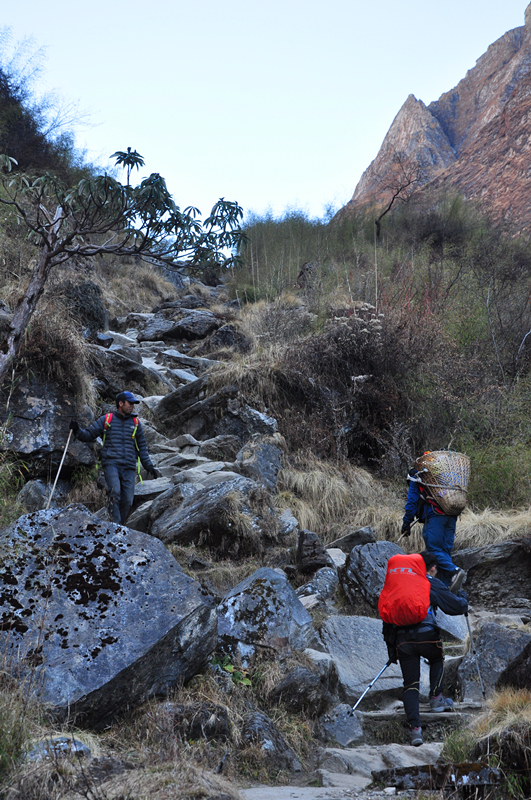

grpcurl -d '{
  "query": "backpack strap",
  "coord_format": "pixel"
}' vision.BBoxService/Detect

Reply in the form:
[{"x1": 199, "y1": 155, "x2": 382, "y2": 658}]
[
  {"x1": 419, "y1": 484, "x2": 444, "y2": 515},
  {"x1": 131, "y1": 416, "x2": 143, "y2": 482}
]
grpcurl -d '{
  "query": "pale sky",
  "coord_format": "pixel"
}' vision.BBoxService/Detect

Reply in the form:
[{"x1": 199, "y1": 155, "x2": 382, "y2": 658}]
[{"x1": 4, "y1": 1, "x2": 528, "y2": 220}]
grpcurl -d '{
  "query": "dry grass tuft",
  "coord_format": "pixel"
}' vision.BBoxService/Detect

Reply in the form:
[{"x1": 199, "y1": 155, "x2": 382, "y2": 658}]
[
  {"x1": 474, "y1": 687, "x2": 531, "y2": 741},
  {"x1": 207, "y1": 344, "x2": 286, "y2": 413},
  {"x1": 7, "y1": 756, "x2": 243, "y2": 800},
  {"x1": 95, "y1": 258, "x2": 178, "y2": 314},
  {"x1": 18, "y1": 299, "x2": 96, "y2": 400},
  {"x1": 240, "y1": 294, "x2": 315, "y2": 345},
  {"x1": 275, "y1": 454, "x2": 399, "y2": 540},
  {"x1": 455, "y1": 507, "x2": 531, "y2": 550},
  {"x1": 168, "y1": 544, "x2": 260, "y2": 596},
  {"x1": 100, "y1": 762, "x2": 244, "y2": 799}
]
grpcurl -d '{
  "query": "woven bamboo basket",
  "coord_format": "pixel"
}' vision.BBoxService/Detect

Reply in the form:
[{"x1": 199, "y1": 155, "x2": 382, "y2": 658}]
[{"x1": 415, "y1": 450, "x2": 470, "y2": 515}]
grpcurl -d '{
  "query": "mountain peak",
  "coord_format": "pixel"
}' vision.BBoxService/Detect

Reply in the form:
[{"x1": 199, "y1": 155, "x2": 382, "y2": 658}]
[{"x1": 342, "y1": 8, "x2": 531, "y2": 232}]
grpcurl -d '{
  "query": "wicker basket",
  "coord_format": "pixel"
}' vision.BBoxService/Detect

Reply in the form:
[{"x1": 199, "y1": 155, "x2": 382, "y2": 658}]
[{"x1": 415, "y1": 451, "x2": 470, "y2": 515}]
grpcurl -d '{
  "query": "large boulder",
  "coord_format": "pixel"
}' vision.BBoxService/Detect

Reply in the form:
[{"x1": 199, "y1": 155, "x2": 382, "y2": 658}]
[
  {"x1": 496, "y1": 640, "x2": 531, "y2": 691},
  {"x1": 17, "y1": 478, "x2": 71, "y2": 512},
  {"x1": 318, "y1": 616, "x2": 403, "y2": 705},
  {"x1": 235, "y1": 435, "x2": 283, "y2": 493},
  {"x1": 296, "y1": 567, "x2": 339, "y2": 601},
  {"x1": 319, "y1": 704, "x2": 364, "y2": 747},
  {"x1": 217, "y1": 567, "x2": 315, "y2": 665},
  {"x1": 328, "y1": 527, "x2": 377, "y2": 553},
  {"x1": 340, "y1": 541, "x2": 404, "y2": 607},
  {"x1": 269, "y1": 667, "x2": 334, "y2": 717},
  {"x1": 154, "y1": 379, "x2": 277, "y2": 442},
  {"x1": 211, "y1": 398, "x2": 277, "y2": 441},
  {"x1": 148, "y1": 477, "x2": 279, "y2": 557},
  {"x1": 436, "y1": 608, "x2": 468, "y2": 643},
  {"x1": 458, "y1": 622, "x2": 531, "y2": 701},
  {"x1": 453, "y1": 538, "x2": 531, "y2": 608},
  {"x1": 0, "y1": 378, "x2": 96, "y2": 473},
  {"x1": 196, "y1": 323, "x2": 252, "y2": 355},
  {"x1": 0, "y1": 505, "x2": 217, "y2": 728},
  {"x1": 138, "y1": 309, "x2": 221, "y2": 342},
  {"x1": 86, "y1": 344, "x2": 173, "y2": 399},
  {"x1": 317, "y1": 743, "x2": 444, "y2": 790}
]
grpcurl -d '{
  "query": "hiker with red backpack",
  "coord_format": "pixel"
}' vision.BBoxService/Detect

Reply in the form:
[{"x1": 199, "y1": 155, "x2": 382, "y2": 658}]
[
  {"x1": 401, "y1": 459, "x2": 466, "y2": 592},
  {"x1": 69, "y1": 391, "x2": 160, "y2": 524},
  {"x1": 379, "y1": 551, "x2": 468, "y2": 747}
]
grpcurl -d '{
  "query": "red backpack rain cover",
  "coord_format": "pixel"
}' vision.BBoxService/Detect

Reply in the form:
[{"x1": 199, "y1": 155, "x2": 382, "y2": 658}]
[{"x1": 378, "y1": 554, "x2": 431, "y2": 626}]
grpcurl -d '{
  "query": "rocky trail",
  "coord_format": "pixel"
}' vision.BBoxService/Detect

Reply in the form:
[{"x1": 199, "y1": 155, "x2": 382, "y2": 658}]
[{"x1": 1, "y1": 284, "x2": 531, "y2": 799}]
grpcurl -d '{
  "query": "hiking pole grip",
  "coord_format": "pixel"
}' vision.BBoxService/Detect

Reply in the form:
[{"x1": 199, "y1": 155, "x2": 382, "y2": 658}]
[{"x1": 46, "y1": 429, "x2": 73, "y2": 511}]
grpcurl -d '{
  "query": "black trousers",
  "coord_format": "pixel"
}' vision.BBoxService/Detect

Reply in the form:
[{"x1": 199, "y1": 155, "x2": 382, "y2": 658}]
[
  {"x1": 103, "y1": 463, "x2": 136, "y2": 524},
  {"x1": 397, "y1": 629, "x2": 444, "y2": 728}
]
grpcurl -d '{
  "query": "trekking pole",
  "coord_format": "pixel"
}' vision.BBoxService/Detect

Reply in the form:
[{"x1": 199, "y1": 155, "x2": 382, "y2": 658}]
[
  {"x1": 46, "y1": 430, "x2": 73, "y2": 511},
  {"x1": 465, "y1": 612, "x2": 486, "y2": 699},
  {"x1": 349, "y1": 659, "x2": 392, "y2": 715}
]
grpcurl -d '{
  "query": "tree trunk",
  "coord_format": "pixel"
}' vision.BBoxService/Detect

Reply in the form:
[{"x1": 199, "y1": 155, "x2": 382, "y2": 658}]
[{"x1": 0, "y1": 248, "x2": 53, "y2": 387}]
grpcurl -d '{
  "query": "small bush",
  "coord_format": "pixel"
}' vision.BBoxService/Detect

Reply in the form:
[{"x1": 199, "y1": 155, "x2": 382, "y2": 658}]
[{"x1": 18, "y1": 301, "x2": 92, "y2": 397}]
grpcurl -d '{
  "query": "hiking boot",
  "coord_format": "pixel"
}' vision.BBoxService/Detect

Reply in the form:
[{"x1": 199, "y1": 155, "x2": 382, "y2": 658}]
[
  {"x1": 430, "y1": 694, "x2": 454, "y2": 712},
  {"x1": 410, "y1": 726, "x2": 423, "y2": 746},
  {"x1": 449, "y1": 568, "x2": 466, "y2": 594}
]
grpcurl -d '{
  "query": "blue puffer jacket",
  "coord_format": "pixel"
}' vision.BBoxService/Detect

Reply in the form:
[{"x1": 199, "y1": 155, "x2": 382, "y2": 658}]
[{"x1": 76, "y1": 411, "x2": 154, "y2": 471}]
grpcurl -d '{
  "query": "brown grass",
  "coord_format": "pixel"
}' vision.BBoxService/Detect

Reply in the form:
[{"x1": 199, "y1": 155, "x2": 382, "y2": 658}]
[
  {"x1": 454, "y1": 507, "x2": 531, "y2": 550},
  {"x1": 275, "y1": 454, "x2": 399, "y2": 541},
  {"x1": 18, "y1": 298, "x2": 96, "y2": 401}
]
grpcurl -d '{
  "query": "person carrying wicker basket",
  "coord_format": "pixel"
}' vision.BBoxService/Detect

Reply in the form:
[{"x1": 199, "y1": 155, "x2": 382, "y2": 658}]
[{"x1": 401, "y1": 451, "x2": 469, "y2": 592}]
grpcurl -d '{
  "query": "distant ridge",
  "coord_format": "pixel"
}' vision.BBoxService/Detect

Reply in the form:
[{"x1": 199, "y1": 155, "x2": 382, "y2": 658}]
[{"x1": 340, "y1": 4, "x2": 531, "y2": 232}]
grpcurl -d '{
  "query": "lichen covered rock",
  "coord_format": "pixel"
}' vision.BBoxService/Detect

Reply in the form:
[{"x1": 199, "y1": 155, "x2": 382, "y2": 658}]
[
  {"x1": 0, "y1": 505, "x2": 217, "y2": 728},
  {"x1": 217, "y1": 567, "x2": 315, "y2": 664}
]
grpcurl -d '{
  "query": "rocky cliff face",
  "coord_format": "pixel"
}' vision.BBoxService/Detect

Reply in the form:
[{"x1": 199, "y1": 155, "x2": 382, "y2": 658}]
[{"x1": 342, "y1": 4, "x2": 531, "y2": 230}]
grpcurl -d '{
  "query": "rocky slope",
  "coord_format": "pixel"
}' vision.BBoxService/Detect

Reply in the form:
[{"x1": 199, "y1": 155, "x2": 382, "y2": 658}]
[
  {"x1": 2, "y1": 281, "x2": 531, "y2": 799},
  {"x1": 341, "y1": 3, "x2": 531, "y2": 231}
]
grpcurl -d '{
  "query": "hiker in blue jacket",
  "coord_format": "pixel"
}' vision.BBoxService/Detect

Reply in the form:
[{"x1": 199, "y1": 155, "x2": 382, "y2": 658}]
[
  {"x1": 70, "y1": 391, "x2": 159, "y2": 524},
  {"x1": 401, "y1": 466, "x2": 465, "y2": 592}
]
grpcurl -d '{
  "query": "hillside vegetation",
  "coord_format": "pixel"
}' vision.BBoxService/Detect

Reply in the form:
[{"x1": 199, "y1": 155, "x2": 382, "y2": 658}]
[{"x1": 224, "y1": 194, "x2": 531, "y2": 510}]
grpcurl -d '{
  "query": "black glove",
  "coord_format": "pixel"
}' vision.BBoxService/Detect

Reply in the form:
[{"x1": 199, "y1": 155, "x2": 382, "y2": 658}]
[
  {"x1": 69, "y1": 419, "x2": 79, "y2": 434},
  {"x1": 386, "y1": 642, "x2": 398, "y2": 664},
  {"x1": 147, "y1": 468, "x2": 161, "y2": 479},
  {"x1": 400, "y1": 522, "x2": 411, "y2": 537}
]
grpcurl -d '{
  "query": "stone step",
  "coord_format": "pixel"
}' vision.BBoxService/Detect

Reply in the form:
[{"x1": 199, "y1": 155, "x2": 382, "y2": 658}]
[
  {"x1": 240, "y1": 787, "x2": 376, "y2": 799},
  {"x1": 358, "y1": 699, "x2": 484, "y2": 722},
  {"x1": 240, "y1": 789, "x2": 366, "y2": 800}
]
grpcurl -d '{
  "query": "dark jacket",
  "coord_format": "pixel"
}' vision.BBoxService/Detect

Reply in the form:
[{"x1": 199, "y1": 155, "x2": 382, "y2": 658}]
[
  {"x1": 76, "y1": 411, "x2": 154, "y2": 471},
  {"x1": 421, "y1": 575, "x2": 468, "y2": 630}
]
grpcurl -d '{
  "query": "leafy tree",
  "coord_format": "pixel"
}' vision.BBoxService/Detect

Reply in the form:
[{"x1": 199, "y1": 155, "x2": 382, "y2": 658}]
[{"x1": 0, "y1": 152, "x2": 244, "y2": 386}]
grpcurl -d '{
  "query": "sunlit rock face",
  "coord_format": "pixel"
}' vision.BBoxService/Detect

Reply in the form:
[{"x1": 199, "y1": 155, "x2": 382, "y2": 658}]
[
  {"x1": 341, "y1": 5, "x2": 531, "y2": 232},
  {"x1": 0, "y1": 504, "x2": 217, "y2": 728}
]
